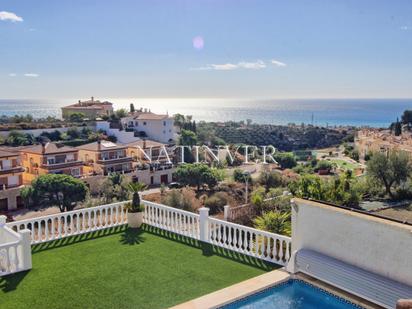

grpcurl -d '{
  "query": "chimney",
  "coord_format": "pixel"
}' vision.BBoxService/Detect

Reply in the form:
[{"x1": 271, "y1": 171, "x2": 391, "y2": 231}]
[
  {"x1": 97, "y1": 139, "x2": 101, "y2": 151},
  {"x1": 91, "y1": 96, "x2": 94, "y2": 102},
  {"x1": 41, "y1": 141, "x2": 47, "y2": 154},
  {"x1": 143, "y1": 138, "x2": 147, "y2": 149}
]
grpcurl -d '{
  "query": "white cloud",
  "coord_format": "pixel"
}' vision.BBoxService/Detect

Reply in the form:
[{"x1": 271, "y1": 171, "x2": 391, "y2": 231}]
[
  {"x1": 238, "y1": 60, "x2": 266, "y2": 69},
  {"x1": 192, "y1": 60, "x2": 267, "y2": 71},
  {"x1": 400, "y1": 26, "x2": 410, "y2": 31},
  {"x1": 271, "y1": 59, "x2": 287, "y2": 67},
  {"x1": 8, "y1": 73, "x2": 17, "y2": 77},
  {"x1": 211, "y1": 63, "x2": 238, "y2": 70},
  {"x1": 24, "y1": 73, "x2": 39, "y2": 77},
  {"x1": 0, "y1": 11, "x2": 23, "y2": 22}
]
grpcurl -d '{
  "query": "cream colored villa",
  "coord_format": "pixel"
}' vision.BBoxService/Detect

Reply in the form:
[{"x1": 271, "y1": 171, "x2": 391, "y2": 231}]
[{"x1": 61, "y1": 97, "x2": 114, "y2": 120}]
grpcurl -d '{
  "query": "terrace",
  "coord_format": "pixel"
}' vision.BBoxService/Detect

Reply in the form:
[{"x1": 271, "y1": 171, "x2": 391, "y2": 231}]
[
  {"x1": 0, "y1": 226, "x2": 273, "y2": 309},
  {"x1": 1, "y1": 199, "x2": 411, "y2": 308},
  {"x1": 0, "y1": 201, "x2": 289, "y2": 308}
]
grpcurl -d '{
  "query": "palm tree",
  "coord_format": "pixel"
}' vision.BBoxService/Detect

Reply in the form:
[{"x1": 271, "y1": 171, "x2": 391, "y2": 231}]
[
  {"x1": 253, "y1": 211, "x2": 291, "y2": 236},
  {"x1": 127, "y1": 182, "x2": 148, "y2": 212}
]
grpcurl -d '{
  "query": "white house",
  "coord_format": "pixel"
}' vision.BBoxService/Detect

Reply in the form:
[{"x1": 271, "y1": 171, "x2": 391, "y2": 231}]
[{"x1": 121, "y1": 110, "x2": 174, "y2": 143}]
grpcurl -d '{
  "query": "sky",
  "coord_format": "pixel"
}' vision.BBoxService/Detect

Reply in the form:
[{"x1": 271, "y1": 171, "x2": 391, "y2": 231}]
[{"x1": 1, "y1": 0, "x2": 412, "y2": 99}]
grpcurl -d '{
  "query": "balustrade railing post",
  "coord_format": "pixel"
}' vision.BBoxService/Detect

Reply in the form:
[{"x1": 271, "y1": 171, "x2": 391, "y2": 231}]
[
  {"x1": 199, "y1": 207, "x2": 209, "y2": 242},
  {"x1": 19, "y1": 229, "x2": 32, "y2": 271},
  {"x1": 223, "y1": 205, "x2": 230, "y2": 221},
  {"x1": 0, "y1": 215, "x2": 6, "y2": 227}
]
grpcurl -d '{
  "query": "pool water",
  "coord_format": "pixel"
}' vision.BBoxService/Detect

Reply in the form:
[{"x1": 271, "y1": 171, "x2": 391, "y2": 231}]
[{"x1": 221, "y1": 280, "x2": 362, "y2": 309}]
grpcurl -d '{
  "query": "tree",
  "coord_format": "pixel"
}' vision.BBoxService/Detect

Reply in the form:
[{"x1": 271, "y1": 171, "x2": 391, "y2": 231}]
[
  {"x1": 69, "y1": 112, "x2": 85, "y2": 122},
  {"x1": 401, "y1": 110, "x2": 412, "y2": 128},
  {"x1": 274, "y1": 153, "x2": 297, "y2": 169},
  {"x1": 174, "y1": 163, "x2": 219, "y2": 192},
  {"x1": 366, "y1": 151, "x2": 411, "y2": 198},
  {"x1": 179, "y1": 129, "x2": 197, "y2": 146},
  {"x1": 27, "y1": 174, "x2": 88, "y2": 212},
  {"x1": 178, "y1": 129, "x2": 198, "y2": 163},
  {"x1": 130, "y1": 103, "x2": 135, "y2": 113},
  {"x1": 233, "y1": 168, "x2": 251, "y2": 183},
  {"x1": 127, "y1": 182, "x2": 147, "y2": 212},
  {"x1": 115, "y1": 108, "x2": 128, "y2": 118},
  {"x1": 253, "y1": 211, "x2": 291, "y2": 236},
  {"x1": 257, "y1": 170, "x2": 284, "y2": 191},
  {"x1": 394, "y1": 118, "x2": 402, "y2": 136},
  {"x1": 173, "y1": 113, "x2": 186, "y2": 130},
  {"x1": 6, "y1": 131, "x2": 34, "y2": 146}
]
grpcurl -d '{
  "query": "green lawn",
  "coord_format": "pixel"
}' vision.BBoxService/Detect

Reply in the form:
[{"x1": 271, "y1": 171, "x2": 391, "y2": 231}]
[
  {"x1": 0, "y1": 226, "x2": 274, "y2": 309},
  {"x1": 329, "y1": 158, "x2": 361, "y2": 171}
]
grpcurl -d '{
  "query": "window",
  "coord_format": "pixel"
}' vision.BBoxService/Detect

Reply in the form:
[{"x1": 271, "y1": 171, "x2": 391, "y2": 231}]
[
  {"x1": 143, "y1": 121, "x2": 147, "y2": 125},
  {"x1": 163, "y1": 121, "x2": 166, "y2": 126},
  {"x1": 163, "y1": 130, "x2": 166, "y2": 134},
  {"x1": 71, "y1": 168, "x2": 80, "y2": 177},
  {"x1": 135, "y1": 121, "x2": 139, "y2": 126}
]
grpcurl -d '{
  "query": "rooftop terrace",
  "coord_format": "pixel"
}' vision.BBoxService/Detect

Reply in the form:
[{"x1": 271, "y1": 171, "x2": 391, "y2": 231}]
[{"x1": 1, "y1": 225, "x2": 273, "y2": 309}]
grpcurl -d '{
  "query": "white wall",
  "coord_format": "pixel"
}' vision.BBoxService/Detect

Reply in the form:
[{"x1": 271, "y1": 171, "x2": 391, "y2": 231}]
[
  {"x1": 95, "y1": 121, "x2": 139, "y2": 144},
  {"x1": 291, "y1": 198, "x2": 412, "y2": 286},
  {"x1": 0, "y1": 126, "x2": 95, "y2": 138},
  {"x1": 121, "y1": 117, "x2": 174, "y2": 143}
]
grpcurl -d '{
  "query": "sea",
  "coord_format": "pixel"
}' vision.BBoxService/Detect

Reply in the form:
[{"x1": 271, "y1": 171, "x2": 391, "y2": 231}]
[{"x1": 0, "y1": 98, "x2": 411, "y2": 128}]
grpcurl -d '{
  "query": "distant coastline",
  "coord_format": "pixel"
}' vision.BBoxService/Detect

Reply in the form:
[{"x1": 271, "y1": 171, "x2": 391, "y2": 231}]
[{"x1": 0, "y1": 98, "x2": 411, "y2": 128}]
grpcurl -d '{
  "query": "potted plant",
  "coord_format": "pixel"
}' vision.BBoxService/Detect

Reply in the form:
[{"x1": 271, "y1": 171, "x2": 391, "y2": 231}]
[{"x1": 125, "y1": 182, "x2": 148, "y2": 228}]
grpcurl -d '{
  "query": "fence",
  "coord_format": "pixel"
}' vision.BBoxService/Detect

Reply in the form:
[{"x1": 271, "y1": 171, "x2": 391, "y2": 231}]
[
  {"x1": 5, "y1": 200, "x2": 291, "y2": 268},
  {"x1": 7, "y1": 202, "x2": 128, "y2": 244},
  {"x1": 0, "y1": 216, "x2": 32, "y2": 276}
]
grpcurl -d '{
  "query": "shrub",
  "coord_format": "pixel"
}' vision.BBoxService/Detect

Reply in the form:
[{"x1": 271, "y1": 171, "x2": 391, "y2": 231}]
[
  {"x1": 161, "y1": 188, "x2": 200, "y2": 212},
  {"x1": 204, "y1": 192, "x2": 229, "y2": 214}
]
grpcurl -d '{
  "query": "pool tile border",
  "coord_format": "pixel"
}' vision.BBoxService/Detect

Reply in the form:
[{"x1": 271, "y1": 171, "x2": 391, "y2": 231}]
[{"x1": 219, "y1": 279, "x2": 363, "y2": 309}]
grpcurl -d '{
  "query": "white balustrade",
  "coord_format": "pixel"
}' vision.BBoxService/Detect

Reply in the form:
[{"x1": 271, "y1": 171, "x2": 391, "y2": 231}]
[
  {"x1": 5, "y1": 201, "x2": 291, "y2": 267},
  {"x1": 142, "y1": 200, "x2": 200, "y2": 239},
  {"x1": 208, "y1": 217, "x2": 291, "y2": 266},
  {"x1": 0, "y1": 216, "x2": 32, "y2": 276},
  {"x1": 7, "y1": 202, "x2": 128, "y2": 244}
]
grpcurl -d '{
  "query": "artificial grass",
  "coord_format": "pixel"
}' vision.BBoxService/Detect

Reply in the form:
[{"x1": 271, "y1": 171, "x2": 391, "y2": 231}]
[{"x1": 0, "y1": 225, "x2": 275, "y2": 309}]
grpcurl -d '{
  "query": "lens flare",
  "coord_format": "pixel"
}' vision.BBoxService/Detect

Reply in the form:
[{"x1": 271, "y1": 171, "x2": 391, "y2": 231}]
[{"x1": 192, "y1": 36, "x2": 204, "y2": 50}]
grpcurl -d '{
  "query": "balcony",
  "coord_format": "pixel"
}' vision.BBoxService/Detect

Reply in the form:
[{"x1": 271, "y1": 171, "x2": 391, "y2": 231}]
[
  {"x1": 40, "y1": 160, "x2": 83, "y2": 169},
  {"x1": 97, "y1": 156, "x2": 133, "y2": 164},
  {"x1": 0, "y1": 166, "x2": 24, "y2": 175}
]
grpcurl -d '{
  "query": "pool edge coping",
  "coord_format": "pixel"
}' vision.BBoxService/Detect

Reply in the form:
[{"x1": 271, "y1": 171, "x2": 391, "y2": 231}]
[{"x1": 170, "y1": 268, "x2": 291, "y2": 309}]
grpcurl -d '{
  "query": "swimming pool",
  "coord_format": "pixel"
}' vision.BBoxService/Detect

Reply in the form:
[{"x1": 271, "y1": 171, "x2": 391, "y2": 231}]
[{"x1": 221, "y1": 279, "x2": 362, "y2": 309}]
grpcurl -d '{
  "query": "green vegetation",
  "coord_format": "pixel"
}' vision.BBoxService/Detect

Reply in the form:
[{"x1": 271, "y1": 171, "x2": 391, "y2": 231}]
[
  {"x1": 253, "y1": 212, "x2": 291, "y2": 236},
  {"x1": 161, "y1": 188, "x2": 200, "y2": 211},
  {"x1": 288, "y1": 172, "x2": 362, "y2": 208},
  {"x1": 4, "y1": 130, "x2": 35, "y2": 146},
  {"x1": 274, "y1": 153, "x2": 297, "y2": 169},
  {"x1": 196, "y1": 121, "x2": 351, "y2": 151},
  {"x1": 366, "y1": 150, "x2": 412, "y2": 199},
  {"x1": 204, "y1": 192, "x2": 229, "y2": 214},
  {"x1": 125, "y1": 182, "x2": 147, "y2": 212},
  {"x1": 21, "y1": 174, "x2": 88, "y2": 212},
  {"x1": 174, "y1": 163, "x2": 220, "y2": 192},
  {"x1": 0, "y1": 227, "x2": 272, "y2": 309}
]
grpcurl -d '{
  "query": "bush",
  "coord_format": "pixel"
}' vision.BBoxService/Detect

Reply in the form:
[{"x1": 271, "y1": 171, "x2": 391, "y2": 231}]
[
  {"x1": 161, "y1": 188, "x2": 200, "y2": 212},
  {"x1": 204, "y1": 192, "x2": 229, "y2": 214}
]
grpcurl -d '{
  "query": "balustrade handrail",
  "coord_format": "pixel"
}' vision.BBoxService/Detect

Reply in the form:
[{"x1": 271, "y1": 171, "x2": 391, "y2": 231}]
[
  {"x1": 142, "y1": 200, "x2": 200, "y2": 218},
  {"x1": 7, "y1": 201, "x2": 129, "y2": 227},
  {"x1": 208, "y1": 216, "x2": 291, "y2": 242}
]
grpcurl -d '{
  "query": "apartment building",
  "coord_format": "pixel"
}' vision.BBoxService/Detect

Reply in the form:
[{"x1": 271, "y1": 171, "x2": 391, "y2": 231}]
[
  {"x1": 61, "y1": 97, "x2": 113, "y2": 120},
  {"x1": 76, "y1": 140, "x2": 133, "y2": 176},
  {"x1": 121, "y1": 109, "x2": 175, "y2": 143},
  {"x1": 0, "y1": 150, "x2": 24, "y2": 211},
  {"x1": 20, "y1": 143, "x2": 84, "y2": 184},
  {"x1": 355, "y1": 129, "x2": 412, "y2": 159}
]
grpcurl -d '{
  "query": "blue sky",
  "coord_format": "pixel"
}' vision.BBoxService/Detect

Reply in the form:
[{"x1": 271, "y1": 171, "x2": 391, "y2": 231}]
[{"x1": 1, "y1": 0, "x2": 412, "y2": 99}]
